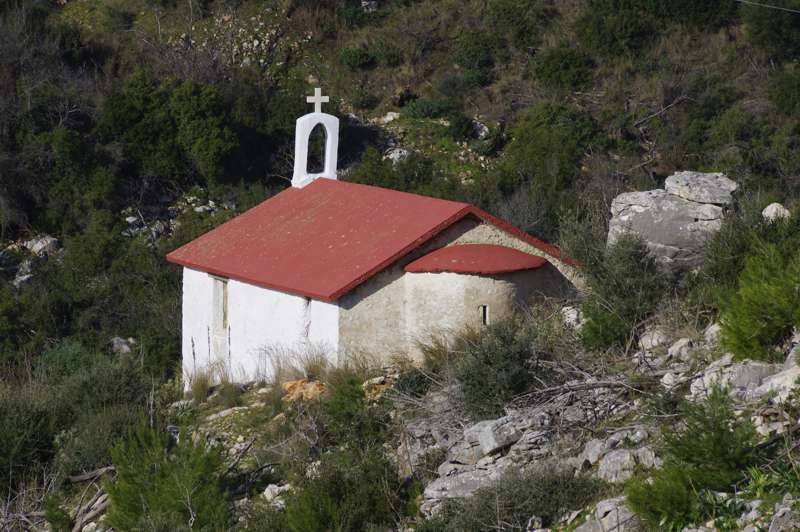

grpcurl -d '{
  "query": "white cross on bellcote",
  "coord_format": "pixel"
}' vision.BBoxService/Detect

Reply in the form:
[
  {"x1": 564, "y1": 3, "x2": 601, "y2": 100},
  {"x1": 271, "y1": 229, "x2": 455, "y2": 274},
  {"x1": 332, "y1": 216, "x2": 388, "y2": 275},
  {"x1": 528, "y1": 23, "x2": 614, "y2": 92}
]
[
  {"x1": 306, "y1": 88, "x2": 329, "y2": 114},
  {"x1": 292, "y1": 88, "x2": 339, "y2": 188}
]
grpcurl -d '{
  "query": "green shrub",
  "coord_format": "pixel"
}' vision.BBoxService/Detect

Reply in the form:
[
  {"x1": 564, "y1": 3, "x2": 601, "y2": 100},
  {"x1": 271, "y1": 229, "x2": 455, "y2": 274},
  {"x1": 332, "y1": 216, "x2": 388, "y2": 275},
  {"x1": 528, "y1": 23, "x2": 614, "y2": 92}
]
[
  {"x1": 496, "y1": 103, "x2": 600, "y2": 238},
  {"x1": 446, "y1": 112, "x2": 475, "y2": 140},
  {"x1": 36, "y1": 340, "x2": 103, "y2": 380},
  {"x1": 627, "y1": 387, "x2": 762, "y2": 529},
  {"x1": 627, "y1": 465, "x2": 700, "y2": 530},
  {"x1": 457, "y1": 317, "x2": 551, "y2": 419},
  {"x1": 321, "y1": 374, "x2": 388, "y2": 446},
  {"x1": 667, "y1": 387, "x2": 762, "y2": 489},
  {"x1": 283, "y1": 447, "x2": 400, "y2": 532},
  {"x1": 372, "y1": 42, "x2": 403, "y2": 67},
  {"x1": 424, "y1": 464, "x2": 602, "y2": 530},
  {"x1": 338, "y1": 47, "x2": 376, "y2": 70},
  {"x1": 580, "y1": 234, "x2": 666, "y2": 350},
  {"x1": 402, "y1": 97, "x2": 457, "y2": 119},
  {"x1": 532, "y1": 47, "x2": 594, "y2": 89},
  {"x1": 720, "y1": 240, "x2": 800, "y2": 361},
  {"x1": 0, "y1": 384, "x2": 59, "y2": 492},
  {"x1": 769, "y1": 66, "x2": 800, "y2": 115},
  {"x1": 743, "y1": 0, "x2": 800, "y2": 60},
  {"x1": 487, "y1": 0, "x2": 558, "y2": 49},
  {"x1": 576, "y1": 1, "x2": 655, "y2": 57},
  {"x1": 105, "y1": 425, "x2": 228, "y2": 531},
  {"x1": 56, "y1": 404, "x2": 144, "y2": 475}
]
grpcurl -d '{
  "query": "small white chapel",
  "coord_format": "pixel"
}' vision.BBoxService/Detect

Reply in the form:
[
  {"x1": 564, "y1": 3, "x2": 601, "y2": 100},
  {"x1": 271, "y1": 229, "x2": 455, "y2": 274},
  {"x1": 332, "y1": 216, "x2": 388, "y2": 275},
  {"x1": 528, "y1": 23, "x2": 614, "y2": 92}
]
[{"x1": 167, "y1": 89, "x2": 579, "y2": 384}]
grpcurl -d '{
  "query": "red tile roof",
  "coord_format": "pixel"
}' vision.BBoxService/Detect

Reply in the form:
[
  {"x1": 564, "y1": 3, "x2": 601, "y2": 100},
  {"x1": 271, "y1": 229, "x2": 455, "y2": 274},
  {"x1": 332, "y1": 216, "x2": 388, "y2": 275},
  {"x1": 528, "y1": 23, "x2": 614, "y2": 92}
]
[
  {"x1": 166, "y1": 179, "x2": 575, "y2": 301},
  {"x1": 405, "y1": 244, "x2": 548, "y2": 274}
]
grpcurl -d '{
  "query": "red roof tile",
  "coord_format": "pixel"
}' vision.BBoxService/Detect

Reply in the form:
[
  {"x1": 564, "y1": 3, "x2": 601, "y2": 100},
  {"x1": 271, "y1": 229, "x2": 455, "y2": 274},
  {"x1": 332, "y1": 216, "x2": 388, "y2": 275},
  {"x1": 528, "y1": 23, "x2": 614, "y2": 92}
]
[
  {"x1": 166, "y1": 179, "x2": 575, "y2": 301},
  {"x1": 405, "y1": 244, "x2": 548, "y2": 274}
]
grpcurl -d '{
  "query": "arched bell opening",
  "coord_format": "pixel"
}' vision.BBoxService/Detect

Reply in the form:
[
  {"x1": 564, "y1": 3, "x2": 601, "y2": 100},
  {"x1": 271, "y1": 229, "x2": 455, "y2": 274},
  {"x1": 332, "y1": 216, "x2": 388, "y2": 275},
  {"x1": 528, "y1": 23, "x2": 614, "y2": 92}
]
[{"x1": 306, "y1": 123, "x2": 328, "y2": 175}]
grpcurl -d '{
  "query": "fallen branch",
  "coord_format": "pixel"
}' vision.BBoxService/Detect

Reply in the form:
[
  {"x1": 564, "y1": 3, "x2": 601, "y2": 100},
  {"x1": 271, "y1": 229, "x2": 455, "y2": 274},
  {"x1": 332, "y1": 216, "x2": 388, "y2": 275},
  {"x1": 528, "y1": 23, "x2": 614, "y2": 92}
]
[
  {"x1": 222, "y1": 438, "x2": 256, "y2": 478},
  {"x1": 516, "y1": 380, "x2": 635, "y2": 401},
  {"x1": 72, "y1": 489, "x2": 107, "y2": 532},
  {"x1": 68, "y1": 466, "x2": 115, "y2": 484},
  {"x1": 633, "y1": 96, "x2": 689, "y2": 128}
]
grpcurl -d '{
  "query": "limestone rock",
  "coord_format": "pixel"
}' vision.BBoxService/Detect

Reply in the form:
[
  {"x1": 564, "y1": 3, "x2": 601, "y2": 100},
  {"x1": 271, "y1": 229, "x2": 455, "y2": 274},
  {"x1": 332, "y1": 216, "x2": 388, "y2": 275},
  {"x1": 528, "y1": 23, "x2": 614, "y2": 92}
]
[
  {"x1": 639, "y1": 327, "x2": 668, "y2": 351},
  {"x1": 111, "y1": 336, "x2": 137, "y2": 356},
  {"x1": 668, "y1": 338, "x2": 694, "y2": 361},
  {"x1": 762, "y1": 203, "x2": 791, "y2": 223},
  {"x1": 448, "y1": 440, "x2": 483, "y2": 465},
  {"x1": 575, "y1": 496, "x2": 640, "y2": 532},
  {"x1": 751, "y1": 366, "x2": 800, "y2": 403},
  {"x1": 664, "y1": 171, "x2": 738, "y2": 204},
  {"x1": 784, "y1": 343, "x2": 799, "y2": 370},
  {"x1": 423, "y1": 462, "x2": 509, "y2": 502},
  {"x1": 377, "y1": 111, "x2": 400, "y2": 124},
  {"x1": 769, "y1": 494, "x2": 799, "y2": 532},
  {"x1": 608, "y1": 172, "x2": 738, "y2": 270},
  {"x1": 463, "y1": 416, "x2": 522, "y2": 455},
  {"x1": 579, "y1": 438, "x2": 607, "y2": 466},
  {"x1": 561, "y1": 305, "x2": 583, "y2": 330},
  {"x1": 704, "y1": 322, "x2": 722, "y2": 345},
  {"x1": 690, "y1": 357, "x2": 780, "y2": 399},
  {"x1": 23, "y1": 235, "x2": 59, "y2": 256},
  {"x1": 263, "y1": 483, "x2": 291, "y2": 509},
  {"x1": 597, "y1": 449, "x2": 637, "y2": 483},
  {"x1": 597, "y1": 444, "x2": 658, "y2": 483},
  {"x1": 385, "y1": 147, "x2": 409, "y2": 164}
]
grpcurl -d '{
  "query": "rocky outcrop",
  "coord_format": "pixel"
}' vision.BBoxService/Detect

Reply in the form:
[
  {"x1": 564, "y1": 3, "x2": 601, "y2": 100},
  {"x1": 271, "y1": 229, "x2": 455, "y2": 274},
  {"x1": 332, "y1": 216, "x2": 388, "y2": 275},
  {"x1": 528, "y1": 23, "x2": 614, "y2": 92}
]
[
  {"x1": 608, "y1": 171, "x2": 737, "y2": 270},
  {"x1": 23, "y1": 234, "x2": 60, "y2": 256},
  {"x1": 689, "y1": 354, "x2": 781, "y2": 400},
  {"x1": 574, "y1": 496, "x2": 641, "y2": 532}
]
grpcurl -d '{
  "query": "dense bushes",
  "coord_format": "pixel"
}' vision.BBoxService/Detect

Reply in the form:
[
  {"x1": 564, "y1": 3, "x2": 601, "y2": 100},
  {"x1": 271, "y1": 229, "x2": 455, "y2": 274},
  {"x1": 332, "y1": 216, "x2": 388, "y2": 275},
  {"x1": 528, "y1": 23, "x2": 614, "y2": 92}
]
[
  {"x1": 420, "y1": 464, "x2": 602, "y2": 530},
  {"x1": 106, "y1": 425, "x2": 228, "y2": 530},
  {"x1": 532, "y1": 47, "x2": 594, "y2": 90},
  {"x1": 97, "y1": 72, "x2": 238, "y2": 186},
  {"x1": 283, "y1": 448, "x2": 401, "y2": 531},
  {"x1": 580, "y1": 235, "x2": 666, "y2": 350},
  {"x1": 0, "y1": 351, "x2": 151, "y2": 492},
  {"x1": 742, "y1": 0, "x2": 800, "y2": 60},
  {"x1": 338, "y1": 47, "x2": 376, "y2": 70},
  {"x1": 487, "y1": 0, "x2": 557, "y2": 50},
  {"x1": 627, "y1": 387, "x2": 762, "y2": 529},
  {"x1": 720, "y1": 241, "x2": 800, "y2": 361},
  {"x1": 496, "y1": 103, "x2": 600, "y2": 239},
  {"x1": 694, "y1": 208, "x2": 800, "y2": 361},
  {"x1": 456, "y1": 318, "x2": 547, "y2": 418}
]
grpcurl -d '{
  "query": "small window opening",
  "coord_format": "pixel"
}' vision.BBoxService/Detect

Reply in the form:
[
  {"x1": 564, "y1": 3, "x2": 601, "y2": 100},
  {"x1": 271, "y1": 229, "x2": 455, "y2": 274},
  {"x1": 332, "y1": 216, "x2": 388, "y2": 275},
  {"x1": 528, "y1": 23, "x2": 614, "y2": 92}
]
[{"x1": 479, "y1": 305, "x2": 489, "y2": 326}]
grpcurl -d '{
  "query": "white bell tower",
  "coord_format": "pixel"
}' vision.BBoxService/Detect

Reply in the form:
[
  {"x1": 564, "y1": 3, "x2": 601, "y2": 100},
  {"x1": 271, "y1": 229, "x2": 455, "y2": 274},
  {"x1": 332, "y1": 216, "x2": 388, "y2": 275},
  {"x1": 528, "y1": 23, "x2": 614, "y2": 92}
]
[{"x1": 292, "y1": 88, "x2": 339, "y2": 188}]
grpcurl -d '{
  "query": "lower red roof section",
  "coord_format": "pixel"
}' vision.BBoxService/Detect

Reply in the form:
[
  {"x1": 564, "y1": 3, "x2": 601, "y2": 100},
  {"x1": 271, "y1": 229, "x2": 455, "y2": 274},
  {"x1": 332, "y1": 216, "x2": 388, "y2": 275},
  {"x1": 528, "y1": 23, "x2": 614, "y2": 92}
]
[
  {"x1": 166, "y1": 179, "x2": 576, "y2": 301},
  {"x1": 405, "y1": 244, "x2": 548, "y2": 274}
]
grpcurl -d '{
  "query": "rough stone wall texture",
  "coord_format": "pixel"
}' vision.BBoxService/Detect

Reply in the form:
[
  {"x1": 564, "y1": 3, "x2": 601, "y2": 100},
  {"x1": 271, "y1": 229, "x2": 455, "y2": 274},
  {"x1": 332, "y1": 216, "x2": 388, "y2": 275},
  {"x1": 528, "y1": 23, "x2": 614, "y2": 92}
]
[
  {"x1": 445, "y1": 220, "x2": 583, "y2": 289},
  {"x1": 339, "y1": 216, "x2": 578, "y2": 361},
  {"x1": 404, "y1": 265, "x2": 574, "y2": 361}
]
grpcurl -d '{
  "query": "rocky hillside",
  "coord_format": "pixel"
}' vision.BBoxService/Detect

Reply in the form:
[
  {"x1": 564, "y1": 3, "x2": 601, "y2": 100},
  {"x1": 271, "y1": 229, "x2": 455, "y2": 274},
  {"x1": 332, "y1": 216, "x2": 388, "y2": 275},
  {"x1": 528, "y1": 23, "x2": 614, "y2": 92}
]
[{"x1": 2, "y1": 0, "x2": 800, "y2": 530}]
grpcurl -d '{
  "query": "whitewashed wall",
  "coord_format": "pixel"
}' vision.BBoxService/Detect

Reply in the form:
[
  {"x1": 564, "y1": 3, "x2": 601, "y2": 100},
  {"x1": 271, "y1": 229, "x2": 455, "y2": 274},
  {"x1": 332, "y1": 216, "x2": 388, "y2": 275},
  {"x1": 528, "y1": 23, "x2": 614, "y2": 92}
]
[
  {"x1": 181, "y1": 267, "x2": 216, "y2": 385},
  {"x1": 182, "y1": 267, "x2": 339, "y2": 387}
]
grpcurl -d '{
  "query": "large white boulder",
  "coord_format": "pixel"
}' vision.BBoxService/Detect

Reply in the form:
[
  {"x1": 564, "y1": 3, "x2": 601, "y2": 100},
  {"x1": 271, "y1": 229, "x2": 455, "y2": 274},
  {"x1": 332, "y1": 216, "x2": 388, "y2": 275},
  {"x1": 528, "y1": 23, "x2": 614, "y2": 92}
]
[{"x1": 608, "y1": 171, "x2": 738, "y2": 270}]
